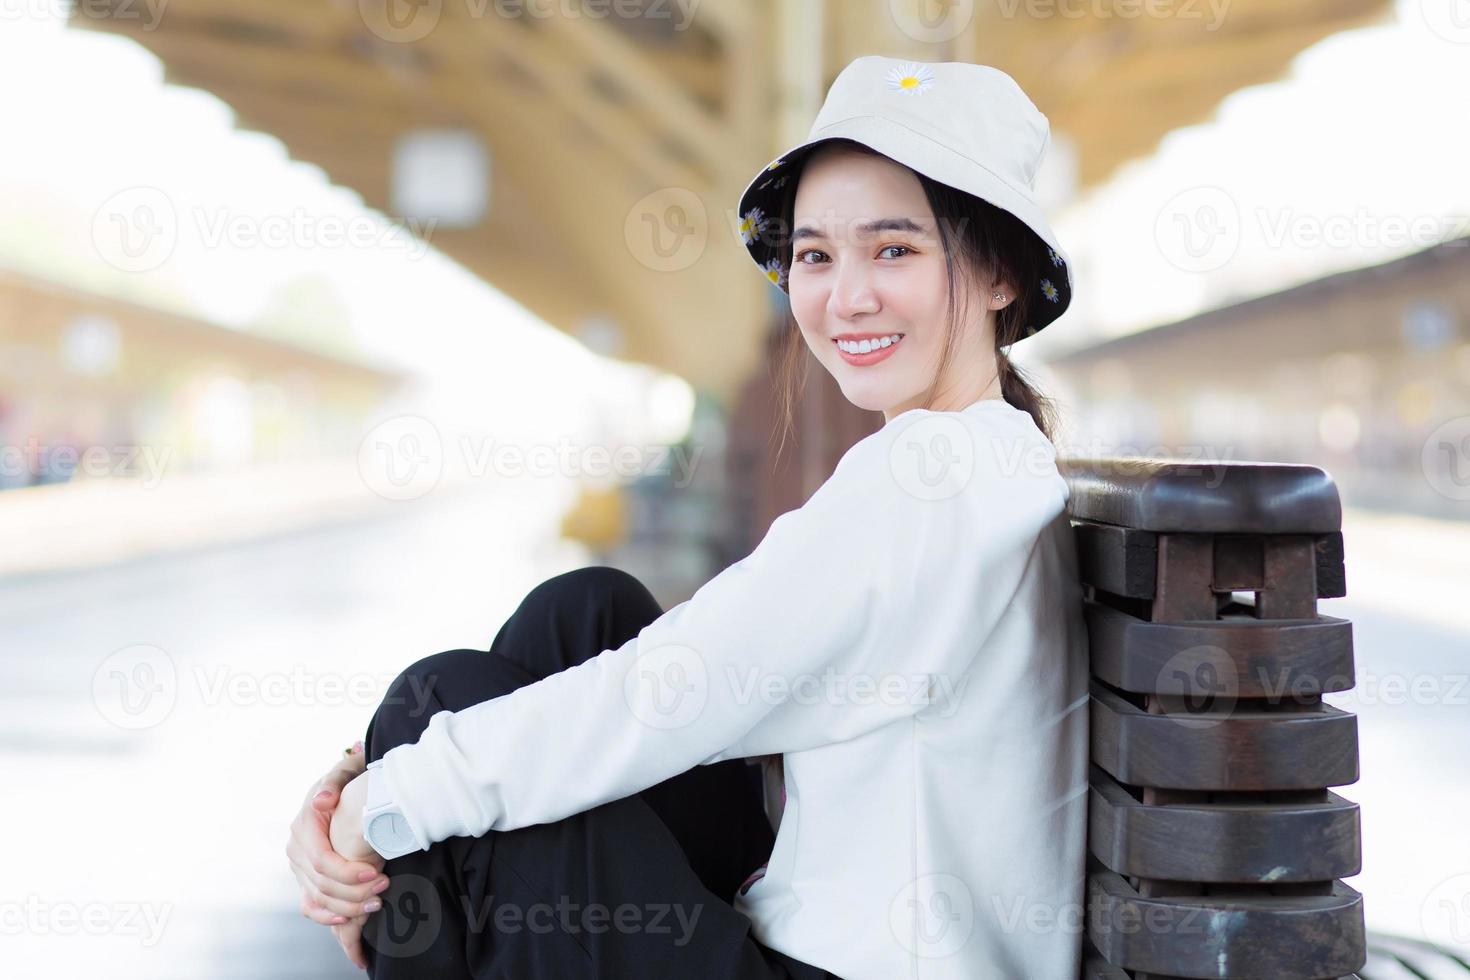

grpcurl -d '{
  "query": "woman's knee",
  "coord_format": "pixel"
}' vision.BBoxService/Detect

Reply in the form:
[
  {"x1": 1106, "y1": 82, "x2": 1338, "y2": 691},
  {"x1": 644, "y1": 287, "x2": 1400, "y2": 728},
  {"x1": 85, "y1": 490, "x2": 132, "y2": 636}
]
[
  {"x1": 367, "y1": 648, "x2": 529, "y2": 758},
  {"x1": 527, "y1": 565, "x2": 661, "y2": 621}
]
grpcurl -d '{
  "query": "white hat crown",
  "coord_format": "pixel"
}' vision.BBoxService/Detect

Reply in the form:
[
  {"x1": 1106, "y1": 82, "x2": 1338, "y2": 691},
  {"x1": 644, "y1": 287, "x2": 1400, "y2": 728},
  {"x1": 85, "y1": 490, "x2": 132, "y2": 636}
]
[{"x1": 811, "y1": 56, "x2": 1052, "y2": 194}]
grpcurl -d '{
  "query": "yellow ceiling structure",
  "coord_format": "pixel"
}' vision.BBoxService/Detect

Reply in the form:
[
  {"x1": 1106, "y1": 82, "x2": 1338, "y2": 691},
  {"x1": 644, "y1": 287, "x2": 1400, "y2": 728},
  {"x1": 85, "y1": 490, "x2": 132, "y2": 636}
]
[{"x1": 72, "y1": 0, "x2": 1391, "y2": 406}]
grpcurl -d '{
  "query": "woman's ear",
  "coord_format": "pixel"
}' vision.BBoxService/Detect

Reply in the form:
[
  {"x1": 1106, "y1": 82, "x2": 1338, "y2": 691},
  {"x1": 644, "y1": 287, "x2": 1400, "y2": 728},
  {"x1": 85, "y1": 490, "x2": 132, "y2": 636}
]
[
  {"x1": 970, "y1": 264, "x2": 1016, "y2": 311},
  {"x1": 988, "y1": 281, "x2": 1017, "y2": 311}
]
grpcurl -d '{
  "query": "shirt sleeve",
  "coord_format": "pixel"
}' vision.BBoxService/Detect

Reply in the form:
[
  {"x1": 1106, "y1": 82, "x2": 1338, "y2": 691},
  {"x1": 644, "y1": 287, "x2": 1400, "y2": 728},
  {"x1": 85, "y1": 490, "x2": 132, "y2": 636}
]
[{"x1": 376, "y1": 410, "x2": 1069, "y2": 849}]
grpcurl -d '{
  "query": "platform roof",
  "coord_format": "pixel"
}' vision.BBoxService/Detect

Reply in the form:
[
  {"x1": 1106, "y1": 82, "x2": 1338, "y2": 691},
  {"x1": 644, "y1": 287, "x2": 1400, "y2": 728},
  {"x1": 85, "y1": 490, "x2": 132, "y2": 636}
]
[{"x1": 72, "y1": 0, "x2": 1392, "y2": 405}]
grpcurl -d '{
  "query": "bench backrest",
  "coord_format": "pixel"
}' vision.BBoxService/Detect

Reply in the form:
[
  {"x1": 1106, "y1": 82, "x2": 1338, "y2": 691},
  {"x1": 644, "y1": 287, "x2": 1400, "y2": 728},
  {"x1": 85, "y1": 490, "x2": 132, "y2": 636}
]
[{"x1": 1060, "y1": 456, "x2": 1366, "y2": 980}]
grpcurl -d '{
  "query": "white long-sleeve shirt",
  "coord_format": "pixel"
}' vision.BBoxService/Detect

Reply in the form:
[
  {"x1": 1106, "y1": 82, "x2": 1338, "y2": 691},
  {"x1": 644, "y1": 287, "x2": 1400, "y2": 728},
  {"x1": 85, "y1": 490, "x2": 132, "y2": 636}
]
[{"x1": 378, "y1": 396, "x2": 1091, "y2": 980}]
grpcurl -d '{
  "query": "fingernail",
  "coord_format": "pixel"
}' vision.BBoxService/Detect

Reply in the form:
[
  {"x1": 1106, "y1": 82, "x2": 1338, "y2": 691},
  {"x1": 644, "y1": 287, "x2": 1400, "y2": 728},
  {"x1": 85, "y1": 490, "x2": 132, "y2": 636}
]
[
  {"x1": 315, "y1": 790, "x2": 333, "y2": 801},
  {"x1": 352, "y1": 740, "x2": 364, "y2": 754},
  {"x1": 357, "y1": 870, "x2": 377, "y2": 882},
  {"x1": 372, "y1": 878, "x2": 391, "y2": 894},
  {"x1": 362, "y1": 900, "x2": 381, "y2": 914},
  {"x1": 331, "y1": 916, "x2": 346, "y2": 924}
]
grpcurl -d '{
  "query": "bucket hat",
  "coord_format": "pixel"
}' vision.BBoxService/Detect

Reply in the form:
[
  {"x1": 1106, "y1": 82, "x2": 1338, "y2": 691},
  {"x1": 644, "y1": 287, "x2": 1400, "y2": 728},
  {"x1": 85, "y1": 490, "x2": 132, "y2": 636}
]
[{"x1": 735, "y1": 55, "x2": 1073, "y2": 339}]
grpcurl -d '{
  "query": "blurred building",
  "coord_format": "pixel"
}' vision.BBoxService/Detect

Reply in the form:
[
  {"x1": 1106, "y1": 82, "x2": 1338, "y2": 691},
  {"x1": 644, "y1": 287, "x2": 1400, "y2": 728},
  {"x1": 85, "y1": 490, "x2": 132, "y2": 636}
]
[
  {"x1": 0, "y1": 270, "x2": 405, "y2": 490},
  {"x1": 1045, "y1": 237, "x2": 1470, "y2": 519}
]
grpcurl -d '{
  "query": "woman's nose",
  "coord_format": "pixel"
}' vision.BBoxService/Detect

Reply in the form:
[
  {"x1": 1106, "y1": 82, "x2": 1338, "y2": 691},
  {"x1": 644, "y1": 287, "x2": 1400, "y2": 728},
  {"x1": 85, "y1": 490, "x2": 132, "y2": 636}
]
[{"x1": 826, "y1": 259, "x2": 880, "y2": 318}]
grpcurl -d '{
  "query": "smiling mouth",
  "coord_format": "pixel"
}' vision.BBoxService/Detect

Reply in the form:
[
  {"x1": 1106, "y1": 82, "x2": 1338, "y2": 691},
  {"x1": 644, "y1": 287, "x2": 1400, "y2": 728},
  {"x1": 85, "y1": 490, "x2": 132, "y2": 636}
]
[{"x1": 833, "y1": 333, "x2": 905, "y2": 355}]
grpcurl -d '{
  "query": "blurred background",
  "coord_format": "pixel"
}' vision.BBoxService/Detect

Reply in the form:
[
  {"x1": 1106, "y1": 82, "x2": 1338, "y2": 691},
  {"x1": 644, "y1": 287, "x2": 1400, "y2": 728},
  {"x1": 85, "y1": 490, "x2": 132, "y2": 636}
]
[{"x1": 1, "y1": 0, "x2": 1466, "y2": 976}]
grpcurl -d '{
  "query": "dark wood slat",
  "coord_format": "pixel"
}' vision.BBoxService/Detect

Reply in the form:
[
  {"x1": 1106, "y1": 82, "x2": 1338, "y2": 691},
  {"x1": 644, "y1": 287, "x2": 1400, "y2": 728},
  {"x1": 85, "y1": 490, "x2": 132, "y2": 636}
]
[
  {"x1": 1072, "y1": 524, "x2": 1348, "y2": 604},
  {"x1": 1259, "y1": 536, "x2": 1320, "y2": 619},
  {"x1": 1084, "y1": 600, "x2": 1356, "y2": 699},
  {"x1": 1073, "y1": 521, "x2": 1158, "y2": 599},
  {"x1": 1316, "y1": 531, "x2": 1347, "y2": 599},
  {"x1": 1155, "y1": 534, "x2": 1217, "y2": 621},
  {"x1": 1090, "y1": 682, "x2": 1360, "y2": 791},
  {"x1": 1058, "y1": 457, "x2": 1343, "y2": 534},
  {"x1": 1087, "y1": 864, "x2": 1367, "y2": 978},
  {"x1": 1088, "y1": 766, "x2": 1362, "y2": 883}
]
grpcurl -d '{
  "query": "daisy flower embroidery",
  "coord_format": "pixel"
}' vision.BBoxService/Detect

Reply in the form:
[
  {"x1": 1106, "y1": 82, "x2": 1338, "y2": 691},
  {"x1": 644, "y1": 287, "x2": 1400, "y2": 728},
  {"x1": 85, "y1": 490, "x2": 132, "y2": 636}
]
[
  {"x1": 766, "y1": 157, "x2": 786, "y2": 171},
  {"x1": 1040, "y1": 278, "x2": 1060, "y2": 302},
  {"x1": 885, "y1": 62, "x2": 935, "y2": 95},
  {"x1": 760, "y1": 258, "x2": 787, "y2": 289},
  {"x1": 739, "y1": 207, "x2": 766, "y2": 246},
  {"x1": 1048, "y1": 247, "x2": 1064, "y2": 267}
]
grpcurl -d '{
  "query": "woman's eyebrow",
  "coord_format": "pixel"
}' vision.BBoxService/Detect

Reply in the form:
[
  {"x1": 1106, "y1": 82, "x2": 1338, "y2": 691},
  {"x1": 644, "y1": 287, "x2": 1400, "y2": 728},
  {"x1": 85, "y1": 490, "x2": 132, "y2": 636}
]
[{"x1": 792, "y1": 217, "x2": 929, "y2": 243}]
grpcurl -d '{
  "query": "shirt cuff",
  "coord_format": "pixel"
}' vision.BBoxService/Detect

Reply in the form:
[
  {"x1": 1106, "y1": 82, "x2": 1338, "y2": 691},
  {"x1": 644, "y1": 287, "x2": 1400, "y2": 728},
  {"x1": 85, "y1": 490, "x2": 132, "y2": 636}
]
[{"x1": 376, "y1": 708, "x2": 498, "y2": 850}]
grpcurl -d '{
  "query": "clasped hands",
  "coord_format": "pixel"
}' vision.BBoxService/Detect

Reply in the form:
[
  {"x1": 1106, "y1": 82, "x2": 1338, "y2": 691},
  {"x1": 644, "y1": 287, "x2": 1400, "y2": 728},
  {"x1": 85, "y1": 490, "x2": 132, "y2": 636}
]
[{"x1": 285, "y1": 741, "x2": 387, "y2": 970}]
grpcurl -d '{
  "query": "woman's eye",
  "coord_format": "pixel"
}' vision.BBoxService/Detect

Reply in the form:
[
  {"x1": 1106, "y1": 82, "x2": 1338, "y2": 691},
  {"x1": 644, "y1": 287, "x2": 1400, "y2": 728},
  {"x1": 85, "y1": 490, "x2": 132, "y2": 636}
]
[{"x1": 795, "y1": 245, "x2": 911, "y2": 265}]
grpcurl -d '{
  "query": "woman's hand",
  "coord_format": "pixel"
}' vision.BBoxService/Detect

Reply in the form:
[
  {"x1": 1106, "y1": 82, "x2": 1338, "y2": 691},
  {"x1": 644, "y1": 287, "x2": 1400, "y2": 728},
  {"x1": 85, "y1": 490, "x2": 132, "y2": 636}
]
[
  {"x1": 286, "y1": 743, "x2": 389, "y2": 969},
  {"x1": 329, "y1": 771, "x2": 375, "y2": 862}
]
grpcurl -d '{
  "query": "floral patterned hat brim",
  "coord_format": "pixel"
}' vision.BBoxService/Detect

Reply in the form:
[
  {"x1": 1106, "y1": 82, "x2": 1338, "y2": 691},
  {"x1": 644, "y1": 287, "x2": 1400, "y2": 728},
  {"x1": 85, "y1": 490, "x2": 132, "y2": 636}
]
[{"x1": 736, "y1": 143, "x2": 1072, "y2": 340}]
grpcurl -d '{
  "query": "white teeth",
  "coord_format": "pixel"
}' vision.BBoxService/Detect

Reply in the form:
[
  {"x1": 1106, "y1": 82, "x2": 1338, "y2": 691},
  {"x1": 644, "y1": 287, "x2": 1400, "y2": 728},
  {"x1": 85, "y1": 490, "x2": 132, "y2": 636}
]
[{"x1": 837, "y1": 334, "x2": 902, "y2": 354}]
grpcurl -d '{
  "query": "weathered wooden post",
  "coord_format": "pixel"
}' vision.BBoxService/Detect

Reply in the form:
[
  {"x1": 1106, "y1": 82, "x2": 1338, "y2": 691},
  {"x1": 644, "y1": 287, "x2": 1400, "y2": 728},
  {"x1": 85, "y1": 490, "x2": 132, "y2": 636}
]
[{"x1": 1062, "y1": 457, "x2": 1365, "y2": 980}]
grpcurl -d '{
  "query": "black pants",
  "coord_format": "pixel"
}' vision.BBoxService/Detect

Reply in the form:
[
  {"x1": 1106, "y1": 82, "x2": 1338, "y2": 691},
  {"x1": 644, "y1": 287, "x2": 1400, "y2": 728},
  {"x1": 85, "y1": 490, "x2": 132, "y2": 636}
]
[{"x1": 361, "y1": 566, "x2": 841, "y2": 980}]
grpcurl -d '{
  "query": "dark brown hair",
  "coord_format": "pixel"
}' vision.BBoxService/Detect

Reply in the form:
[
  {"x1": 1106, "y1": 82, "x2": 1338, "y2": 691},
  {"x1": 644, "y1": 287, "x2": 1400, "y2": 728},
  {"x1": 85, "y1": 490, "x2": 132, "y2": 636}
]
[{"x1": 766, "y1": 139, "x2": 1059, "y2": 463}]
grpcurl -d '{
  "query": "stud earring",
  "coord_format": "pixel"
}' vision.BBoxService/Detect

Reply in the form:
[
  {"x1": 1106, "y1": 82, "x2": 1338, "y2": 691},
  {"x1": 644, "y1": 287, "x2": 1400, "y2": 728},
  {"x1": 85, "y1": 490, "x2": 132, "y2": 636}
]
[{"x1": 993, "y1": 292, "x2": 1006, "y2": 303}]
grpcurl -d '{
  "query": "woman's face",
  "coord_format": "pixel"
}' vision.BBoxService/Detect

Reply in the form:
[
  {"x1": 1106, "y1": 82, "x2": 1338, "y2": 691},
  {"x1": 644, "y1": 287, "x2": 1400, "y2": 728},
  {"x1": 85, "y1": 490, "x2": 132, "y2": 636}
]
[{"x1": 787, "y1": 146, "x2": 1006, "y2": 421}]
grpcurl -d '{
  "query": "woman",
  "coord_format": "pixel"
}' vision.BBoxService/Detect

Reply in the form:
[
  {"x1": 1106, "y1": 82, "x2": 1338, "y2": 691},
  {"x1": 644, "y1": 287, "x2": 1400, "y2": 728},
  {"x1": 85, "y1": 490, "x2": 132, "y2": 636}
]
[{"x1": 286, "y1": 55, "x2": 1089, "y2": 979}]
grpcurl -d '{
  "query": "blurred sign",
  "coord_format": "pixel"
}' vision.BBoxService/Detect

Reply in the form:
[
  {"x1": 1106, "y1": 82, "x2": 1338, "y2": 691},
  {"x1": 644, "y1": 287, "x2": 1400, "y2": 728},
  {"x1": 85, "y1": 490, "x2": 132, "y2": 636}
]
[
  {"x1": 1401, "y1": 299, "x2": 1458, "y2": 352},
  {"x1": 61, "y1": 313, "x2": 121, "y2": 377},
  {"x1": 390, "y1": 128, "x2": 489, "y2": 228},
  {"x1": 577, "y1": 314, "x2": 624, "y2": 357}
]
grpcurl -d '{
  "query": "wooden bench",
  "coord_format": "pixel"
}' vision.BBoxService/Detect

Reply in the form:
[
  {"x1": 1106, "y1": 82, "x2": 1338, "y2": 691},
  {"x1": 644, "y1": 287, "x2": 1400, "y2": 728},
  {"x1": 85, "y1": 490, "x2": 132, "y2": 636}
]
[{"x1": 1059, "y1": 456, "x2": 1366, "y2": 980}]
